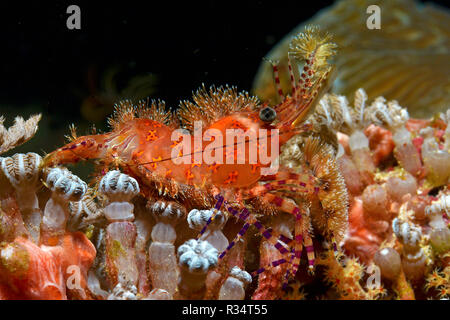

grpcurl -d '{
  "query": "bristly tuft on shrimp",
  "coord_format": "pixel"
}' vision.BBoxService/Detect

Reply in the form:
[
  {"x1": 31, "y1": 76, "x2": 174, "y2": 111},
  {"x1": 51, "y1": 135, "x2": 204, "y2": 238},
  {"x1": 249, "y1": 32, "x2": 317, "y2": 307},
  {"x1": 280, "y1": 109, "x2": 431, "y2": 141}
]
[
  {"x1": 300, "y1": 137, "x2": 348, "y2": 244},
  {"x1": 178, "y1": 84, "x2": 260, "y2": 132},
  {"x1": 273, "y1": 25, "x2": 337, "y2": 129}
]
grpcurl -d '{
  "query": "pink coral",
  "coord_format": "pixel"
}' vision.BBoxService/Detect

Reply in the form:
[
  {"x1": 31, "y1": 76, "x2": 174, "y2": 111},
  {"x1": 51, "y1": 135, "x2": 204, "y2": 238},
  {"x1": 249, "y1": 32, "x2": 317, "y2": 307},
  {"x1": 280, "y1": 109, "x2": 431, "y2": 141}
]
[{"x1": 0, "y1": 233, "x2": 95, "y2": 300}]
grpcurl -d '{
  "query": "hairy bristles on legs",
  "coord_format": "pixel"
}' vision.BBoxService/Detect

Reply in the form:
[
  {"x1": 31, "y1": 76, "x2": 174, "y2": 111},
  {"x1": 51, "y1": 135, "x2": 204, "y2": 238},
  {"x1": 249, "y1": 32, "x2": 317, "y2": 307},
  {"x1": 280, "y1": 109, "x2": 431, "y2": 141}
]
[
  {"x1": 248, "y1": 177, "x2": 320, "y2": 198},
  {"x1": 298, "y1": 137, "x2": 349, "y2": 246},
  {"x1": 275, "y1": 25, "x2": 337, "y2": 129},
  {"x1": 288, "y1": 25, "x2": 336, "y2": 70}
]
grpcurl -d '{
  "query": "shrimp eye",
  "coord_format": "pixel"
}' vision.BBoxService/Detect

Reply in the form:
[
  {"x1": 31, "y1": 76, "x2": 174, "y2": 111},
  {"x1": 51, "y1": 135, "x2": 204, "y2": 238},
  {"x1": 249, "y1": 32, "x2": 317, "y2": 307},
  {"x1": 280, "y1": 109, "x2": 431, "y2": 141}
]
[{"x1": 259, "y1": 107, "x2": 277, "y2": 123}]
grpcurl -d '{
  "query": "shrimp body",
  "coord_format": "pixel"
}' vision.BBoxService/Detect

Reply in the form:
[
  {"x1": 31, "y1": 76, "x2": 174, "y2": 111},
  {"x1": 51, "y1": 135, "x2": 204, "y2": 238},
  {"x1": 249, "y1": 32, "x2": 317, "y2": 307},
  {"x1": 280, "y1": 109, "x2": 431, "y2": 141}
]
[
  {"x1": 42, "y1": 26, "x2": 347, "y2": 284},
  {"x1": 44, "y1": 112, "x2": 279, "y2": 189}
]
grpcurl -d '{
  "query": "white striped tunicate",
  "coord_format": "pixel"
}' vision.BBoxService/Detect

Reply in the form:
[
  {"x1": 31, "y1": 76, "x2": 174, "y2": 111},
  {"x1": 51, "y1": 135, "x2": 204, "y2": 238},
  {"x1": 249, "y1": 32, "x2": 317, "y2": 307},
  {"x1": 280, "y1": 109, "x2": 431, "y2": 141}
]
[
  {"x1": 392, "y1": 218, "x2": 422, "y2": 248},
  {"x1": 426, "y1": 194, "x2": 450, "y2": 218},
  {"x1": 99, "y1": 170, "x2": 140, "y2": 202},
  {"x1": 177, "y1": 239, "x2": 218, "y2": 274},
  {"x1": 150, "y1": 200, "x2": 186, "y2": 221},
  {"x1": 187, "y1": 208, "x2": 227, "y2": 231},
  {"x1": 0, "y1": 152, "x2": 42, "y2": 188},
  {"x1": 46, "y1": 167, "x2": 87, "y2": 201},
  {"x1": 229, "y1": 266, "x2": 252, "y2": 286}
]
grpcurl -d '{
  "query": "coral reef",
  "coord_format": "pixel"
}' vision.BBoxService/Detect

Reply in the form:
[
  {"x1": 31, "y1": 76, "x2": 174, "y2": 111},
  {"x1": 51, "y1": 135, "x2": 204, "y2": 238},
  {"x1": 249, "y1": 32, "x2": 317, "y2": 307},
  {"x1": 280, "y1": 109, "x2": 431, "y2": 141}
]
[
  {"x1": 0, "y1": 118, "x2": 96, "y2": 299},
  {"x1": 0, "y1": 21, "x2": 449, "y2": 300},
  {"x1": 2, "y1": 86, "x2": 447, "y2": 300},
  {"x1": 302, "y1": 89, "x2": 449, "y2": 299}
]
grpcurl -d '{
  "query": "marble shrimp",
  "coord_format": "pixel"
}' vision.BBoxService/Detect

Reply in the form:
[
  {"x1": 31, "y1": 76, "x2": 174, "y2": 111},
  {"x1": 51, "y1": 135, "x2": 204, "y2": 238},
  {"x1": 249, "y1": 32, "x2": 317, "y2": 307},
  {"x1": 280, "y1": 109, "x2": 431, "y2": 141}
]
[{"x1": 42, "y1": 26, "x2": 347, "y2": 282}]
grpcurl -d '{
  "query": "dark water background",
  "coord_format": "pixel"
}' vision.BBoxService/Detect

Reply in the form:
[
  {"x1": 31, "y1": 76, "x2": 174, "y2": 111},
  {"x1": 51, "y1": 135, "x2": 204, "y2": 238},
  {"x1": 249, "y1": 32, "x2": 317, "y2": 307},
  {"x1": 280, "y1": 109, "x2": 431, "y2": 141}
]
[{"x1": 0, "y1": 0, "x2": 448, "y2": 161}]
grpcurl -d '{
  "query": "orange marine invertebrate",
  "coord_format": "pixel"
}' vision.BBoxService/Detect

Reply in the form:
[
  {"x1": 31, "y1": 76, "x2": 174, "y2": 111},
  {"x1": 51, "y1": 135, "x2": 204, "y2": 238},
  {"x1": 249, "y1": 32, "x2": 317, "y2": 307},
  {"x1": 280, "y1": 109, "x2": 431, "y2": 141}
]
[
  {"x1": 0, "y1": 233, "x2": 96, "y2": 300},
  {"x1": 42, "y1": 26, "x2": 347, "y2": 284},
  {"x1": 365, "y1": 125, "x2": 394, "y2": 166}
]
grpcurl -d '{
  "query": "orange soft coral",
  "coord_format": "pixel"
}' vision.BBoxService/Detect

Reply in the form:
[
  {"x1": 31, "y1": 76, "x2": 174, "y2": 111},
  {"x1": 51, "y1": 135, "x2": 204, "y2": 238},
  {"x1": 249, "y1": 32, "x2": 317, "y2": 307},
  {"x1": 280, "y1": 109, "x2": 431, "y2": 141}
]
[
  {"x1": 365, "y1": 125, "x2": 395, "y2": 166},
  {"x1": 0, "y1": 232, "x2": 95, "y2": 300},
  {"x1": 343, "y1": 198, "x2": 382, "y2": 264}
]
